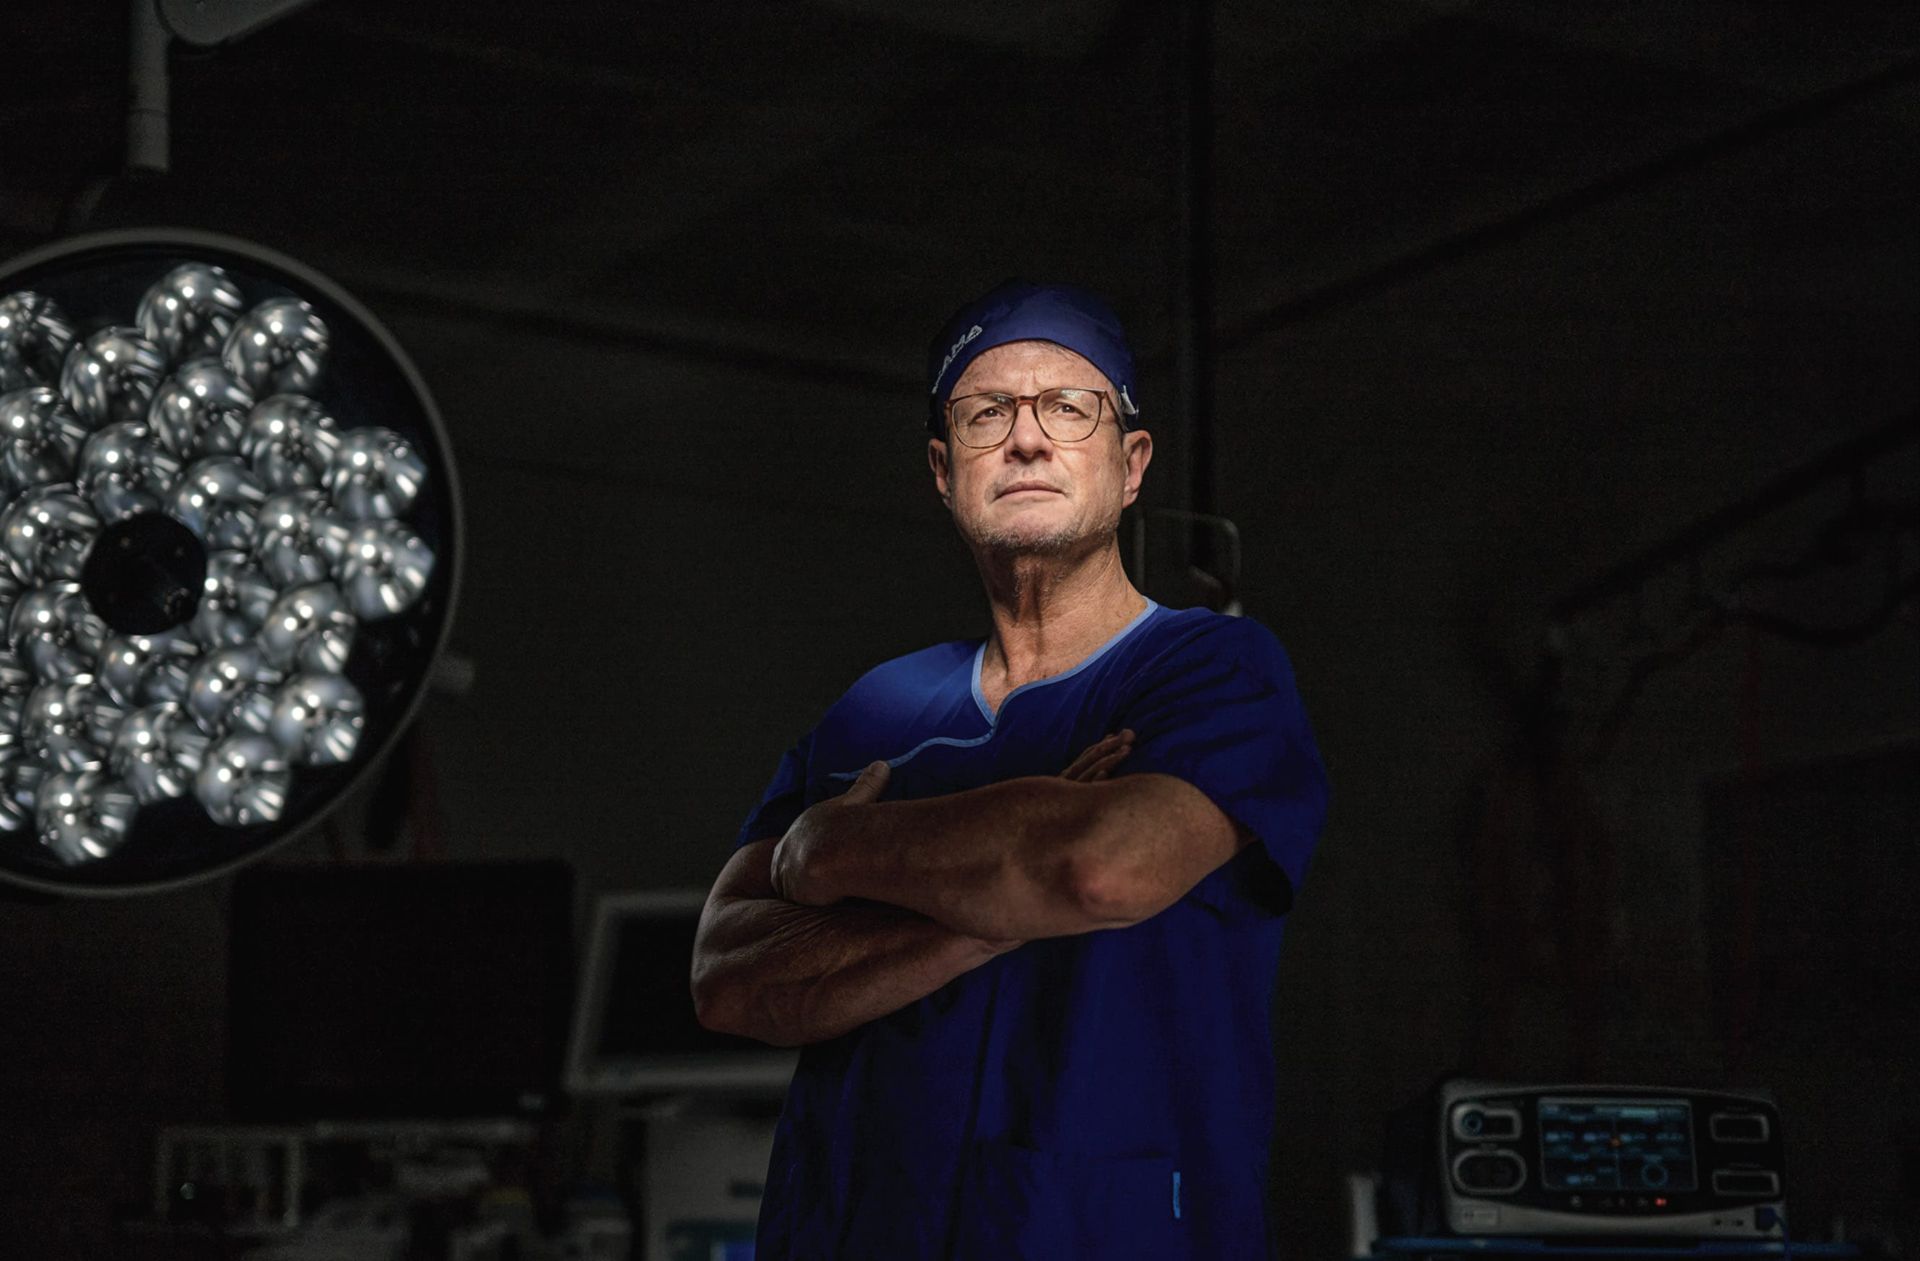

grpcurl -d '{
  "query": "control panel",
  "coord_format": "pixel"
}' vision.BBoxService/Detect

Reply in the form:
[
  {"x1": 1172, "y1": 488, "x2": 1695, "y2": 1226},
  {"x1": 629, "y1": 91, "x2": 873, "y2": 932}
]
[{"x1": 1438, "y1": 1080, "x2": 1785, "y2": 1238}]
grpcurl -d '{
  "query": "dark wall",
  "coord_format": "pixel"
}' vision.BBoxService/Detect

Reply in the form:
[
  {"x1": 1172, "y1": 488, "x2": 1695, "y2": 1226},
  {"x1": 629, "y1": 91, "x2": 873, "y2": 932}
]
[{"x1": 2, "y1": 3, "x2": 1918, "y2": 1258}]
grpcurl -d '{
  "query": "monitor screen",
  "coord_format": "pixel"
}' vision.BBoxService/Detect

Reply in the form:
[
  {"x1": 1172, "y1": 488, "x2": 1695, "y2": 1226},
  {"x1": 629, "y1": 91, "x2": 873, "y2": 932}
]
[
  {"x1": 1538, "y1": 1097, "x2": 1698, "y2": 1193},
  {"x1": 566, "y1": 890, "x2": 795, "y2": 1096},
  {"x1": 228, "y1": 861, "x2": 574, "y2": 1120}
]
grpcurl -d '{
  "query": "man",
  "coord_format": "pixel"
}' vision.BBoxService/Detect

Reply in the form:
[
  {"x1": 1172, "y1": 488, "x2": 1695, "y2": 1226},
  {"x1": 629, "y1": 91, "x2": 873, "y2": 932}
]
[{"x1": 691, "y1": 280, "x2": 1330, "y2": 1259}]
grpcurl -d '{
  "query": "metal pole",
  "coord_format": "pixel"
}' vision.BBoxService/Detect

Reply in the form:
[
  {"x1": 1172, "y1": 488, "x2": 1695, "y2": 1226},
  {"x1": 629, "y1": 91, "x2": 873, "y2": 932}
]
[
  {"x1": 128, "y1": 0, "x2": 171, "y2": 174},
  {"x1": 1174, "y1": 0, "x2": 1215, "y2": 522}
]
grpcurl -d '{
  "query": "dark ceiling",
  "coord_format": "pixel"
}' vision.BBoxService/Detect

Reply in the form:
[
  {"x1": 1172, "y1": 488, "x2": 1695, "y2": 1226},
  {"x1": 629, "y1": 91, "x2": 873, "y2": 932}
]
[{"x1": 11, "y1": 1, "x2": 1918, "y2": 405}]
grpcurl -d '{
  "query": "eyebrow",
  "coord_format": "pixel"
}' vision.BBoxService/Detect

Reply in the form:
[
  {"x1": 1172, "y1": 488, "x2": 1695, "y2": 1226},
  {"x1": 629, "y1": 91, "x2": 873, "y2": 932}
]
[{"x1": 952, "y1": 381, "x2": 1110, "y2": 396}]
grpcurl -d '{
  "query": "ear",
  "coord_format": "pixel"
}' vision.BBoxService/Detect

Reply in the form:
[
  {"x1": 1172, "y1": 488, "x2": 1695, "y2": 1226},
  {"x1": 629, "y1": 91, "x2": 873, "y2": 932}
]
[
  {"x1": 1120, "y1": 428, "x2": 1152, "y2": 509},
  {"x1": 928, "y1": 436, "x2": 953, "y2": 507}
]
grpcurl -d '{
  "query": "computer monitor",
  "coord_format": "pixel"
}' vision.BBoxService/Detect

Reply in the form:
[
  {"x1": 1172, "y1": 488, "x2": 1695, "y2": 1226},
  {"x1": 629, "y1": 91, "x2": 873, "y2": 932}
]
[
  {"x1": 228, "y1": 861, "x2": 575, "y2": 1120},
  {"x1": 565, "y1": 889, "x2": 796, "y2": 1096}
]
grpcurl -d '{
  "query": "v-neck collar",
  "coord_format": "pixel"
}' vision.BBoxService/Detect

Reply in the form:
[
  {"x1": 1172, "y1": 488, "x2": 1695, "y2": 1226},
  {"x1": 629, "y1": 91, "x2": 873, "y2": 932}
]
[{"x1": 970, "y1": 598, "x2": 1160, "y2": 724}]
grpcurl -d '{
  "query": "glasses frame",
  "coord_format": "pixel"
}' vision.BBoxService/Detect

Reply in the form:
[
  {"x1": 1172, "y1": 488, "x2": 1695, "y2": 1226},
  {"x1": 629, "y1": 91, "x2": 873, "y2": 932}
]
[{"x1": 942, "y1": 387, "x2": 1121, "y2": 449}]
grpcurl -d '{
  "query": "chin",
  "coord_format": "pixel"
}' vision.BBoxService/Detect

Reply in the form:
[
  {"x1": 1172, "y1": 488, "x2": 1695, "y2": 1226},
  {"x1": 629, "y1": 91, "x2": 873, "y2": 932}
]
[{"x1": 967, "y1": 521, "x2": 1089, "y2": 557}]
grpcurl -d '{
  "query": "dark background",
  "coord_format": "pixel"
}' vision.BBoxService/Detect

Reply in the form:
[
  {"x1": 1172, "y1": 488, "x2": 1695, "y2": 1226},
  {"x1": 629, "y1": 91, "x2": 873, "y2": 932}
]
[{"x1": 3, "y1": 1, "x2": 1918, "y2": 1257}]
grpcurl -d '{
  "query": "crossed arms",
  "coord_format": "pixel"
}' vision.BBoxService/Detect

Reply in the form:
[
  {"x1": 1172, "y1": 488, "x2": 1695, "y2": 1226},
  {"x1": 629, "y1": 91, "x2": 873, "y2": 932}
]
[{"x1": 691, "y1": 732, "x2": 1254, "y2": 1047}]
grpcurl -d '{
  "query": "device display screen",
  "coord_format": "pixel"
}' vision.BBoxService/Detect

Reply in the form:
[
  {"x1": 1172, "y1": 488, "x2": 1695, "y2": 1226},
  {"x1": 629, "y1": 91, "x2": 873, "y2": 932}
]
[{"x1": 1538, "y1": 1098, "x2": 1697, "y2": 1193}]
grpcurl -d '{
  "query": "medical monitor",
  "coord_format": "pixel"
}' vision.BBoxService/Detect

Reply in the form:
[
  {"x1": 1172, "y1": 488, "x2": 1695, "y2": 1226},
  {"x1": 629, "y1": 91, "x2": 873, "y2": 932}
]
[
  {"x1": 565, "y1": 889, "x2": 796, "y2": 1097},
  {"x1": 228, "y1": 861, "x2": 575, "y2": 1120}
]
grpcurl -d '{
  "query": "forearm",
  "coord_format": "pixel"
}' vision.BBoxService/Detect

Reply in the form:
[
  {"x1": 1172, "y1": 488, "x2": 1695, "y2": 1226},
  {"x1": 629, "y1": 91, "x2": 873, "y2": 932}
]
[
  {"x1": 820, "y1": 775, "x2": 1125, "y2": 941},
  {"x1": 692, "y1": 893, "x2": 1013, "y2": 1048}
]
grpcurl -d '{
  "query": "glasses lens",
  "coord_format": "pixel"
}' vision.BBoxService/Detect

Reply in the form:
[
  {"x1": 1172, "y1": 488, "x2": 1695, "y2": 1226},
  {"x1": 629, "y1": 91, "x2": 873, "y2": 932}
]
[
  {"x1": 952, "y1": 395, "x2": 1012, "y2": 446},
  {"x1": 1036, "y1": 388, "x2": 1102, "y2": 441},
  {"x1": 949, "y1": 389, "x2": 1104, "y2": 446}
]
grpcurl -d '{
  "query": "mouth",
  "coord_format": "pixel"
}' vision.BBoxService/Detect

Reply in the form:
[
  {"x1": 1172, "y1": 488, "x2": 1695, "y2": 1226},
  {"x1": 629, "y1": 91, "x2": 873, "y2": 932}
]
[{"x1": 997, "y1": 484, "x2": 1062, "y2": 499}]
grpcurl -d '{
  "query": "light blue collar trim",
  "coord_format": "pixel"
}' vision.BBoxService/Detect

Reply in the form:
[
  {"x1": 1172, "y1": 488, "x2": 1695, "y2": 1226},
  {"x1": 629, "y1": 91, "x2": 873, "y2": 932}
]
[
  {"x1": 826, "y1": 598, "x2": 1160, "y2": 782},
  {"x1": 970, "y1": 597, "x2": 1159, "y2": 724}
]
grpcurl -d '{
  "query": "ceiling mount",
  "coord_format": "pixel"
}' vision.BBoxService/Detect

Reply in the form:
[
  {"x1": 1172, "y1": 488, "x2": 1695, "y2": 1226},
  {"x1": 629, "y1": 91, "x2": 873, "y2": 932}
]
[{"x1": 155, "y1": 0, "x2": 321, "y2": 48}]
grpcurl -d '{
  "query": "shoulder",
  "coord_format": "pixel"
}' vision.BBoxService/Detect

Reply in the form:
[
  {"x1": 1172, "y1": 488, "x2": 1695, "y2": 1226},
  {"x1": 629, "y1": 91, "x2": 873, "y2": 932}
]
[
  {"x1": 1129, "y1": 605, "x2": 1298, "y2": 694},
  {"x1": 818, "y1": 636, "x2": 978, "y2": 733}
]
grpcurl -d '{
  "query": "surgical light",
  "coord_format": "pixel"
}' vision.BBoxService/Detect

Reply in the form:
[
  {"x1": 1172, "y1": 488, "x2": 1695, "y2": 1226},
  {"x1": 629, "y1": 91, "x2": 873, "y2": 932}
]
[{"x1": 0, "y1": 230, "x2": 459, "y2": 894}]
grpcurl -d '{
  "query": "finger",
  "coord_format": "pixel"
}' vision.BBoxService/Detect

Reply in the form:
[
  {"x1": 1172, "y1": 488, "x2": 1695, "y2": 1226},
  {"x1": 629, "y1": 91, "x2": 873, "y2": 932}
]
[
  {"x1": 1082, "y1": 729, "x2": 1121, "y2": 767},
  {"x1": 840, "y1": 759, "x2": 891, "y2": 803},
  {"x1": 1059, "y1": 745, "x2": 1102, "y2": 779},
  {"x1": 1061, "y1": 733, "x2": 1127, "y2": 779},
  {"x1": 1065, "y1": 749, "x2": 1132, "y2": 784},
  {"x1": 1060, "y1": 749, "x2": 1100, "y2": 780},
  {"x1": 769, "y1": 838, "x2": 790, "y2": 899}
]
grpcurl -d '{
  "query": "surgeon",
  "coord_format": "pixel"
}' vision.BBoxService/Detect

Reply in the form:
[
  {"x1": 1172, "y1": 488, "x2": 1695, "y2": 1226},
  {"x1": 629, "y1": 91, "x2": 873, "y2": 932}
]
[{"x1": 691, "y1": 279, "x2": 1330, "y2": 1259}]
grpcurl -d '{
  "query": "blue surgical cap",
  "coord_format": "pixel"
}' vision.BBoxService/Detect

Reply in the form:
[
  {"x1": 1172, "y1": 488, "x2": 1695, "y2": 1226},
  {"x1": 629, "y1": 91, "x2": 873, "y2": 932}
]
[{"x1": 925, "y1": 280, "x2": 1139, "y2": 438}]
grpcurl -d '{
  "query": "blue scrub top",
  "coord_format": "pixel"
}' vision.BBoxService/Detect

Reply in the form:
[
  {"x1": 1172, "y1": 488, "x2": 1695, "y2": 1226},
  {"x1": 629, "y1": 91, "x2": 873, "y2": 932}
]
[{"x1": 734, "y1": 599, "x2": 1330, "y2": 1260}]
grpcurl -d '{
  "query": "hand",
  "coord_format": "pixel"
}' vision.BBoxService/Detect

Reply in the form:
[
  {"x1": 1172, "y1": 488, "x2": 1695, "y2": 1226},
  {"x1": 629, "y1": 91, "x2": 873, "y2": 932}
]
[
  {"x1": 772, "y1": 759, "x2": 891, "y2": 906},
  {"x1": 1060, "y1": 729, "x2": 1134, "y2": 782},
  {"x1": 970, "y1": 731, "x2": 1136, "y2": 957}
]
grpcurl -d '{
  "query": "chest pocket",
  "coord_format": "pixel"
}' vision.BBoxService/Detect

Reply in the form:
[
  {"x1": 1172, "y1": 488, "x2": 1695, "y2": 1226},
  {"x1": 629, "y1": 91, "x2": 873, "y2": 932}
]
[{"x1": 949, "y1": 1139, "x2": 1190, "y2": 1261}]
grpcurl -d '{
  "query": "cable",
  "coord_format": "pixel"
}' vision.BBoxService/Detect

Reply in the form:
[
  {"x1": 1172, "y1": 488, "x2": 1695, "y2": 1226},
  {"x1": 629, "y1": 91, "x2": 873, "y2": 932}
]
[
  {"x1": 1731, "y1": 571, "x2": 1920, "y2": 647},
  {"x1": 1572, "y1": 490, "x2": 1920, "y2": 758}
]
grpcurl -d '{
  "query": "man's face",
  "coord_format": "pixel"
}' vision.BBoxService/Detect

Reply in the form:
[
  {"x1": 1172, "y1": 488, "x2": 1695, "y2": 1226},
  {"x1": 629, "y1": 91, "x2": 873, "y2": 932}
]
[{"x1": 928, "y1": 340, "x2": 1152, "y2": 559}]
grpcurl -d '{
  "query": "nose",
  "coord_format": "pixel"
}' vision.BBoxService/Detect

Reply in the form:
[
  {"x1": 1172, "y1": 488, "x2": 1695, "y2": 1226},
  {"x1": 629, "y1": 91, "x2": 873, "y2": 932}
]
[{"x1": 1004, "y1": 397, "x2": 1054, "y2": 455}]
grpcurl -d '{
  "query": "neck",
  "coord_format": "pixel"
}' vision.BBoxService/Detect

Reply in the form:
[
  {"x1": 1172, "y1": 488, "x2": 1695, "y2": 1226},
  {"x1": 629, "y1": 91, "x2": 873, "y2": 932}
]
[{"x1": 974, "y1": 537, "x2": 1147, "y2": 685}]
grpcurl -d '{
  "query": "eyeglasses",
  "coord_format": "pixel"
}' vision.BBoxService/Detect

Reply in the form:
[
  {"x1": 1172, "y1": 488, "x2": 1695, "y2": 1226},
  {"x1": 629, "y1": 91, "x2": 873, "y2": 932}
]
[{"x1": 943, "y1": 387, "x2": 1116, "y2": 448}]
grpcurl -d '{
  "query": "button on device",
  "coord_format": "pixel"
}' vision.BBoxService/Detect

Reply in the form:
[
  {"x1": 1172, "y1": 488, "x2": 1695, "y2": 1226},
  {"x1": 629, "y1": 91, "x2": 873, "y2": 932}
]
[
  {"x1": 1712, "y1": 1169, "x2": 1782, "y2": 1196},
  {"x1": 1452, "y1": 1103, "x2": 1523, "y2": 1142},
  {"x1": 1710, "y1": 1112, "x2": 1771, "y2": 1143},
  {"x1": 1452, "y1": 1151, "x2": 1526, "y2": 1195},
  {"x1": 1460, "y1": 1207, "x2": 1500, "y2": 1228}
]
